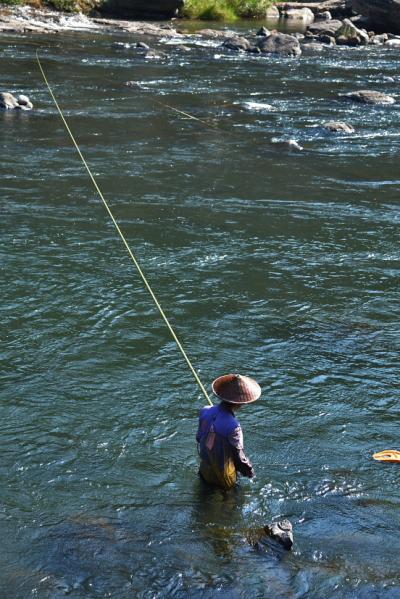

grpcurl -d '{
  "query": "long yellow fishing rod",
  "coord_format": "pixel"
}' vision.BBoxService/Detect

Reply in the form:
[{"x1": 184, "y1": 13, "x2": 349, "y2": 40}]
[{"x1": 36, "y1": 53, "x2": 212, "y2": 407}]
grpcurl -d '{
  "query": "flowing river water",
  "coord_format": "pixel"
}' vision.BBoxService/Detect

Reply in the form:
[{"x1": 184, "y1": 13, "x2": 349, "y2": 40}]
[{"x1": 1, "y1": 19, "x2": 400, "y2": 598}]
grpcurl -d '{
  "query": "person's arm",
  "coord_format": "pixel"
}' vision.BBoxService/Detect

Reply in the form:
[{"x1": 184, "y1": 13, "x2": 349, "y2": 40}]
[{"x1": 227, "y1": 426, "x2": 254, "y2": 478}]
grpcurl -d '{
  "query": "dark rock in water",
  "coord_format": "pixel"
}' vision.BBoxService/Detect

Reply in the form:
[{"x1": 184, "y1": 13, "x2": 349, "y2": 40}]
[
  {"x1": 323, "y1": 121, "x2": 355, "y2": 132},
  {"x1": 341, "y1": 90, "x2": 396, "y2": 105},
  {"x1": 256, "y1": 26, "x2": 270, "y2": 37},
  {"x1": 317, "y1": 34, "x2": 336, "y2": 44},
  {"x1": 0, "y1": 92, "x2": 33, "y2": 110},
  {"x1": 222, "y1": 36, "x2": 252, "y2": 52},
  {"x1": 352, "y1": 0, "x2": 400, "y2": 35},
  {"x1": 247, "y1": 520, "x2": 294, "y2": 551},
  {"x1": 308, "y1": 19, "x2": 343, "y2": 36},
  {"x1": 258, "y1": 32, "x2": 302, "y2": 57}
]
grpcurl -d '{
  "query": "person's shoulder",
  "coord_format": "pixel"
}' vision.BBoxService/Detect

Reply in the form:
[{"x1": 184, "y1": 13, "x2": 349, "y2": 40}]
[{"x1": 199, "y1": 405, "x2": 217, "y2": 417}]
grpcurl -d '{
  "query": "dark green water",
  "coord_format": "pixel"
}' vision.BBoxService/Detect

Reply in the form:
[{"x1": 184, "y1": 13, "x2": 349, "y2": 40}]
[{"x1": 1, "y1": 24, "x2": 400, "y2": 598}]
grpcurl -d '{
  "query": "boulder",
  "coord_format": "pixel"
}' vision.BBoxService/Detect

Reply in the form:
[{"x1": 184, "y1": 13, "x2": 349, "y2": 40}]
[
  {"x1": 335, "y1": 18, "x2": 369, "y2": 45},
  {"x1": 323, "y1": 121, "x2": 355, "y2": 132},
  {"x1": 222, "y1": 36, "x2": 252, "y2": 52},
  {"x1": 282, "y1": 7, "x2": 314, "y2": 23},
  {"x1": 258, "y1": 32, "x2": 302, "y2": 56},
  {"x1": 308, "y1": 19, "x2": 344, "y2": 36},
  {"x1": 341, "y1": 90, "x2": 396, "y2": 104},
  {"x1": 352, "y1": 0, "x2": 400, "y2": 34}
]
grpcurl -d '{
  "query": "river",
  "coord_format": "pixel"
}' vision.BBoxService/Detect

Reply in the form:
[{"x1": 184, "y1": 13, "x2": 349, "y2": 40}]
[{"x1": 1, "y1": 20, "x2": 400, "y2": 598}]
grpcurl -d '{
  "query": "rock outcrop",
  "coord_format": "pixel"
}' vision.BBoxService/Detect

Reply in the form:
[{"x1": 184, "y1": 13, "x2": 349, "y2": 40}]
[{"x1": 352, "y1": 0, "x2": 400, "y2": 34}]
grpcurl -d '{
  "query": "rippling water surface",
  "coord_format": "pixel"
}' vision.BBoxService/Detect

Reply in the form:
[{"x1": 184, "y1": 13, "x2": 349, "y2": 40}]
[{"x1": 1, "y1": 21, "x2": 400, "y2": 598}]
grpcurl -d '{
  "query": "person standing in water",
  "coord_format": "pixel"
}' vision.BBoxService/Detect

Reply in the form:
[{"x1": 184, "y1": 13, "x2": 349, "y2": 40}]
[{"x1": 196, "y1": 374, "x2": 261, "y2": 490}]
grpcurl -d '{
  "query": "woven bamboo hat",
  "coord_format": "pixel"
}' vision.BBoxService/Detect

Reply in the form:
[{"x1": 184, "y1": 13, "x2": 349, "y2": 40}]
[{"x1": 212, "y1": 374, "x2": 261, "y2": 405}]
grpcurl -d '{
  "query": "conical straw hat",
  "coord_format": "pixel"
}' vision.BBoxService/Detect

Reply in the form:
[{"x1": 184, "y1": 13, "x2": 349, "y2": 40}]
[{"x1": 212, "y1": 374, "x2": 261, "y2": 405}]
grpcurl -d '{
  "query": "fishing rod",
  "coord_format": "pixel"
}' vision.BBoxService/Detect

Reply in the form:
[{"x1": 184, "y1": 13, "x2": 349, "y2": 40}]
[{"x1": 36, "y1": 52, "x2": 213, "y2": 407}]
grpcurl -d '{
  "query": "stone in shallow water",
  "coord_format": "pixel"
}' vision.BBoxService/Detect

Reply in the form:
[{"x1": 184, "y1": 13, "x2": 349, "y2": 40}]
[
  {"x1": 323, "y1": 121, "x2": 355, "y2": 133},
  {"x1": 247, "y1": 520, "x2": 294, "y2": 551},
  {"x1": 258, "y1": 33, "x2": 302, "y2": 57},
  {"x1": 0, "y1": 92, "x2": 19, "y2": 109},
  {"x1": 341, "y1": 90, "x2": 396, "y2": 105},
  {"x1": 222, "y1": 36, "x2": 252, "y2": 52}
]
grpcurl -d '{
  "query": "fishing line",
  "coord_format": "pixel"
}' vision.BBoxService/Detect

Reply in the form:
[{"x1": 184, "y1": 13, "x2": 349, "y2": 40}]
[{"x1": 36, "y1": 52, "x2": 213, "y2": 407}]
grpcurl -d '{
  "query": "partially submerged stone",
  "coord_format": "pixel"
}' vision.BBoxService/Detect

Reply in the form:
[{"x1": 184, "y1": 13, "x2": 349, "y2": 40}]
[
  {"x1": 341, "y1": 90, "x2": 396, "y2": 105},
  {"x1": 0, "y1": 92, "x2": 33, "y2": 110},
  {"x1": 247, "y1": 519, "x2": 294, "y2": 552},
  {"x1": 258, "y1": 32, "x2": 302, "y2": 57},
  {"x1": 222, "y1": 36, "x2": 252, "y2": 52},
  {"x1": 323, "y1": 121, "x2": 355, "y2": 132}
]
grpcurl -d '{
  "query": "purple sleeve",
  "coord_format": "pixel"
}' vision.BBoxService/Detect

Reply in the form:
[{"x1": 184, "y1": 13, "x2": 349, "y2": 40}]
[{"x1": 227, "y1": 426, "x2": 254, "y2": 478}]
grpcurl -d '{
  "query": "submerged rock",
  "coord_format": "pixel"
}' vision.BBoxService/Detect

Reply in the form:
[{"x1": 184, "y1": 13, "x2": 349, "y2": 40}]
[
  {"x1": 341, "y1": 90, "x2": 396, "y2": 105},
  {"x1": 257, "y1": 32, "x2": 302, "y2": 57},
  {"x1": 323, "y1": 121, "x2": 355, "y2": 132}
]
